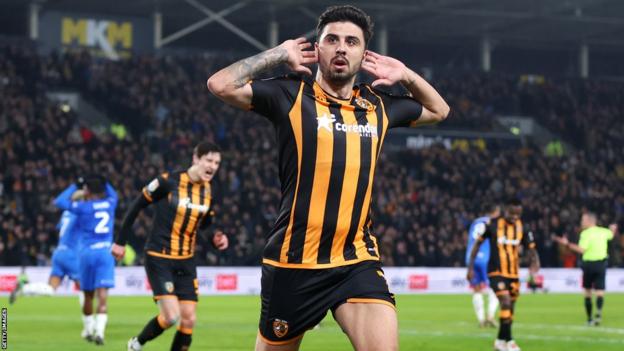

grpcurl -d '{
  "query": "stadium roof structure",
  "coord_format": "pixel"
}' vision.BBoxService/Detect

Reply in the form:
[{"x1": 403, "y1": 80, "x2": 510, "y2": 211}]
[
  {"x1": 10, "y1": 0, "x2": 623, "y2": 51},
  {"x1": 2, "y1": 0, "x2": 624, "y2": 76}
]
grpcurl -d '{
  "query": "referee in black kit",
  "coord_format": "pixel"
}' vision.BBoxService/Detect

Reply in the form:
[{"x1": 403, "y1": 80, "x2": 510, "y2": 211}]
[{"x1": 553, "y1": 211, "x2": 618, "y2": 325}]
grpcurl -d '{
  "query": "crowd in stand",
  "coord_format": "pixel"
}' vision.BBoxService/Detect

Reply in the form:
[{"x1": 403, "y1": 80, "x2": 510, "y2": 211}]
[{"x1": 1, "y1": 44, "x2": 622, "y2": 268}]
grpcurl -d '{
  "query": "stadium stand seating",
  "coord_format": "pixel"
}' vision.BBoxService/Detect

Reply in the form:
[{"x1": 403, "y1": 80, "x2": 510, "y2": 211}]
[{"x1": 1, "y1": 45, "x2": 622, "y2": 267}]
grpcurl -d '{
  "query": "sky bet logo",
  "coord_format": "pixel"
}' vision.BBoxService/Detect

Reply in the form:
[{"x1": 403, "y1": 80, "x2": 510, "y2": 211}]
[
  {"x1": 390, "y1": 277, "x2": 407, "y2": 289},
  {"x1": 316, "y1": 113, "x2": 378, "y2": 138},
  {"x1": 62, "y1": 18, "x2": 132, "y2": 60}
]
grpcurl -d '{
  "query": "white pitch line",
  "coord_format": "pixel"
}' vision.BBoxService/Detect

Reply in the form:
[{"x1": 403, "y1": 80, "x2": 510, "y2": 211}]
[
  {"x1": 514, "y1": 322, "x2": 624, "y2": 335},
  {"x1": 453, "y1": 320, "x2": 624, "y2": 335},
  {"x1": 314, "y1": 322, "x2": 624, "y2": 345},
  {"x1": 399, "y1": 329, "x2": 624, "y2": 345}
]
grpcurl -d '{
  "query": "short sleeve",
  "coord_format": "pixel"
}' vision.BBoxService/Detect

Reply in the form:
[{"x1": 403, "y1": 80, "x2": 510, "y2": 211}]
[
  {"x1": 200, "y1": 209, "x2": 216, "y2": 230},
  {"x1": 142, "y1": 174, "x2": 171, "y2": 203},
  {"x1": 523, "y1": 230, "x2": 536, "y2": 249},
  {"x1": 476, "y1": 222, "x2": 494, "y2": 243},
  {"x1": 372, "y1": 87, "x2": 423, "y2": 128},
  {"x1": 578, "y1": 230, "x2": 589, "y2": 250},
  {"x1": 604, "y1": 227, "x2": 614, "y2": 241},
  {"x1": 250, "y1": 75, "x2": 302, "y2": 123},
  {"x1": 472, "y1": 222, "x2": 487, "y2": 240}
]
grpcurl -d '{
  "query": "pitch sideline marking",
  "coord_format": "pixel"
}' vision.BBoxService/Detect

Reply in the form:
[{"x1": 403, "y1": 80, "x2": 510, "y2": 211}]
[
  {"x1": 399, "y1": 329, "x2": 624, "y2": 345},
  {"x1": 453, "y1": 321, "x2": 624, "y2": 335}
]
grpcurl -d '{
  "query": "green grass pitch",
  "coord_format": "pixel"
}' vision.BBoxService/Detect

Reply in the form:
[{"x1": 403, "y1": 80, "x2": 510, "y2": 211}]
[{"x1": 3, "y1": 293, "x2": 623, "y2": 350}]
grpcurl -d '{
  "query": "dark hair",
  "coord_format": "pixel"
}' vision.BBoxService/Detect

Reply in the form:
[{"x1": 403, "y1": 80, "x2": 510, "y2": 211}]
[
  {"x1": 86, "y1": 177, "x2": 105, "y2": 195},
  {"x1": 317, "y1": 5, "x2": 374, "y2": 46},
  {"x1": 194, "y1": 142, "x2": 221, "y2": 158},
  {"x1": 505, "y1": 197, "x2": 522, "y2": 207},
  {"x1": 481, "y1": 202, "x2": 499, "y2": 214}
]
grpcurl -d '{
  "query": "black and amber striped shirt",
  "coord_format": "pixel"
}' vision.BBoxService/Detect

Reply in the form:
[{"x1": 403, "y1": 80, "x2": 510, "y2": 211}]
[
  {"x1": 251, "y1": 75, "x2": 423, "y2": 269},
  {"x1": 140, "y1": 171, "x2": 213, "y2": 259},
  {"x1": 476, "y1": 217, "x2": 536, "y2": 279}
]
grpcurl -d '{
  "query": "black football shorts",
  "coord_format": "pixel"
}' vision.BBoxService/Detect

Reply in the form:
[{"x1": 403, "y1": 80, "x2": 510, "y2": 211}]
[
  {"x1": 258, "y1": 260, "x2": 395, "y2": 345},
  {"x1": 145, "y1": 254, "x2": 198, "y2": 302}
]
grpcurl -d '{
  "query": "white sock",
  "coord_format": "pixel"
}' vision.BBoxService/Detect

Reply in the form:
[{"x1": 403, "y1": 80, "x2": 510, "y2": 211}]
[
  {"x1": 487, "y1": 288, "x2": 499, "y2": 320},
  {"x1": 83, "y1": 314, "x2": 95, "y2": 335},
  {"x1": 78, "y1": 291, "x2": 85, "y2": 308},
  {"x1": 472, "y1": 293, "x2": 485, "y2": 323},
  {"x1": 95, "y1": 313, "x2": 108, "y2": 338}
]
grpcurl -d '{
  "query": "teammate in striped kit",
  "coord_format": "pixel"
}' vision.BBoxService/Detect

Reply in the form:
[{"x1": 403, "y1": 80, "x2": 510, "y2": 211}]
[
  {"x1": 113, "y1": 142, "x2": 229, "y2": 351},
  {"x1": 467, "y1": 198, "x2": 540, "y2": 351}
]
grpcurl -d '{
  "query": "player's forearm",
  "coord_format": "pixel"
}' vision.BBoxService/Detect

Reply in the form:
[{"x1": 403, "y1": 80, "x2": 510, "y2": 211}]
[
  {"x1": 467, "y1": 243, "x2": 480, "y2": 270},
  {"x1": 199, "y1": 212, "x2": 214, "y2": 230},
  {"x1": 53, "y1": 184, "x2": 78, "y2": 210},
  {"x1": 566, "y1": 242, "x2": 585, "y2": 255},
  {"x1": 400, "y1": 68, "x2": 449, "y2": 122},
  {"x1": 115, "y1": 194, "x2": 149, "y2": 245},
  {"x1": 528, "y1": 248, "x2": 541, "y2": 269},
  {"x1": 207, "y1": 46, "x2": 288, "y2": 94},
  {"x1": 105, "y1": 183, "x2": 118, "y2": 202}
]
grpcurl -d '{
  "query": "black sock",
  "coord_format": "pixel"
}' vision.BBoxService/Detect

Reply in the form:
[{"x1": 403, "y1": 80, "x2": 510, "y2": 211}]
[
  {"x1": 498, "y1": 318, "x2": 512, "y2": 341},
  {"x1": 171, "y1": 330, "x2": 192, "y2": 351},
  {"x1": 596, "y1": 296, "x2": 604, "y2": 316},
  {"x1": 137, "y1": 316, "x2": 166, "y2": 344},
  {"x1": 584, "y1": 297, "x2": 593, "y2": 321}
]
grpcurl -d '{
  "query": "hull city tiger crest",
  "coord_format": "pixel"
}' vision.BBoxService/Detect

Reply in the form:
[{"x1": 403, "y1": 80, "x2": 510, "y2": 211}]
[
  {"x1": 272, "y1": 319, "x2": 289, "y2": 338},
  {"x1": 354, "y1": 97, "x2": 374, "y2": 111},
  {"x1": 165, "y1": 281, "x2": 174, "y2": 293},
  {"x1": 498, "y1": 281, "x2": 506, "y2": 290}
]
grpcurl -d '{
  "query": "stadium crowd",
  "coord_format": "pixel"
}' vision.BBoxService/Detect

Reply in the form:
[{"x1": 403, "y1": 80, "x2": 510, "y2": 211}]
[{"x1": 1, "y1": 44, "x2": 622, "y2": 267}]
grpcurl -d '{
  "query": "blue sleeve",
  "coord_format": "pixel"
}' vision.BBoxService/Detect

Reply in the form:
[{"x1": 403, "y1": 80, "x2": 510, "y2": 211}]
[
  {"x1": 54, "y1": 184, "x2": 78, "y2": 210},
  {"x1": 54, "y1": 185, "x2": 92, "y2": 215},
  {"x1": 105, "y1": 183, "x2": 118, "y2": 205}
]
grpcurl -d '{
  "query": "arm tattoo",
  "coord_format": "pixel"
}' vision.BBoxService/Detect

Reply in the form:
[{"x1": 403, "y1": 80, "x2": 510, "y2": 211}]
[{"x1": 224, "y1": 47, "x2": 288, "y2": 88}]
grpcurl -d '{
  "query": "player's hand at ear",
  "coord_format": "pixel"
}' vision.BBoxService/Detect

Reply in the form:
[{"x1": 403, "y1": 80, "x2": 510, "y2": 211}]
[
  {"x1": 281, "y1": 37, "x2": 318, "y2": 75},
  {"x1": 361, "y1": 50, "x2": 407, "y2": 87},
  {"x1": 213, "y1": 230, "x2": 229, "y2": 251},
  {"x1": 111, "y1": 243, "x2": 126, "y2": 260}
]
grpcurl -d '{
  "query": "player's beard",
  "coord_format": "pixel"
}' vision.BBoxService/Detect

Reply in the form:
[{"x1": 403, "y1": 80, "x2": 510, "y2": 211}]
[
  {"x1": 328, "y1": 70, "x2": 356, "y2": 84},
  {"x1": 320, "y1": 60, "x2": 360, "y2": 85}
]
